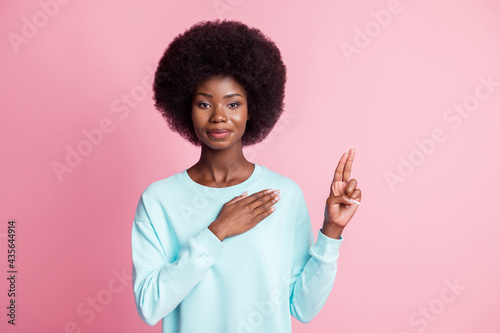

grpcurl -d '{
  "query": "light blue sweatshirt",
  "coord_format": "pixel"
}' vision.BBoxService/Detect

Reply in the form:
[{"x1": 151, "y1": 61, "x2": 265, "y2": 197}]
[{"x1": 131, "y1": 163, "x2": 344, "y2": 332}]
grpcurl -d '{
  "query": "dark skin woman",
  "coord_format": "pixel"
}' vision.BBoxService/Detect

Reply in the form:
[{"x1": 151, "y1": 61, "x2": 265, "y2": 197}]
[
  {"x1": 132, "y1": 19, "x2": 365, "y2": 331},
  {"x1": 187, "y1": 74, "x2": 362, "y2": 241}
]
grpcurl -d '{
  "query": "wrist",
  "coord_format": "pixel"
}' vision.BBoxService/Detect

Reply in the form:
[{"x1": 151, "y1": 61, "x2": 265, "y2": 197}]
[
  {"x1": 208, "y1": 220, "x2": 226, "y2": 241},
  {"x1": 321, "y1": 222, "x2": 345, "y2": 239}
]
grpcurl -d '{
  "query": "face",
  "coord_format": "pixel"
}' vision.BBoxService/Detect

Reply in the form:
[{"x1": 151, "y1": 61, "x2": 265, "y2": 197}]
[{"x1": 191, "y1": 75, "x2": 249, "y2": 150}]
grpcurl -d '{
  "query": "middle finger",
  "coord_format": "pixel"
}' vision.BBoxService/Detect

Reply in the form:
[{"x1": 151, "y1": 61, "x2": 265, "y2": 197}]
[{"x1": 343, "y1": 148, "x2": 355, "y2": 182}]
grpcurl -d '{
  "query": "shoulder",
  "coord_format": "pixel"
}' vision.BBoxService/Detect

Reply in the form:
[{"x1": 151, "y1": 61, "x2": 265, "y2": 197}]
[
  {"x1": 139, "y1": 172, "x2": 183, "y2": 202},
  {"x1": 133, "y1": 172, "x2": 186, "y2": 222}
]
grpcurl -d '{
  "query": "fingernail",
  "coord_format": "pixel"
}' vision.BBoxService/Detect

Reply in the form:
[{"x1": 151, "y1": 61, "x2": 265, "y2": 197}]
[
  {"x1": 350, "y1": 146, "x2": 355, "y2": 150},
  {"x1": 350, "y1": 198, "x2": 360, "y2": 205},
  {"x1": 273, "y1": 189, "x2": 281, "y2": 194}
]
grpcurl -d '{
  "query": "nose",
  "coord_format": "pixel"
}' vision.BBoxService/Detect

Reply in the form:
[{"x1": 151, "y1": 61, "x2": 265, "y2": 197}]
[{"x1": 209, "y1": 103, "x2": 228, "y2": 122}]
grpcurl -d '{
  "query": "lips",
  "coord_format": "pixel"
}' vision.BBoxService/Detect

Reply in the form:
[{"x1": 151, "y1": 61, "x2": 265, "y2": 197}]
[
  {"x1": 207, "y1": 129, "x2": 231, "y2": 134},
  {"x1": 207, "y1": 129, "x2": 231, "y2": 139}
]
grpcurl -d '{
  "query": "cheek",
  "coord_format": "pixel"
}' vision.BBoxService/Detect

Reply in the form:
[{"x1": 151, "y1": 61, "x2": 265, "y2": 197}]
[
  {"x1": 234, "y1": 113, "x2": 245, "y2": 121},
  {"x1": 235, "y1": 108, "x2": 249, "y2": 123},
  {"x1": 190, "y1": 112, "x2": 203, "y2": 128}
]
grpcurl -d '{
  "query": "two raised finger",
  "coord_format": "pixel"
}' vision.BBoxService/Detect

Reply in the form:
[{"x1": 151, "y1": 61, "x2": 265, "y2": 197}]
[{"x1": 333, "y1": 147, "x2": 355, "y2": 183}]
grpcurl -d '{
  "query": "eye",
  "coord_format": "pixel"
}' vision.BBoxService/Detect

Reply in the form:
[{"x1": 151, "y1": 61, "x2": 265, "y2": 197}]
[
  {"x1": 198, "y1": 102, "x2": 210, "y2": 108},
  {"x1": 228, "y1": 102, "x2": 240, "y2": 108}
]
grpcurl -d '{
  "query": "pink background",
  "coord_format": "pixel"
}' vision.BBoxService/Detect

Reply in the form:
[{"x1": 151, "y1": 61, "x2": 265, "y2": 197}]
[{"x1": 2, "y1": 0, "x2": 500, "y2": 332}]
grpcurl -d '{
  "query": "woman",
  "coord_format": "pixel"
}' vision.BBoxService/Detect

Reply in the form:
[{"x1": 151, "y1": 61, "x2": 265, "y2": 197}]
[{"x1": 131, "y1": 19, "x2": 362, "y2": 333}]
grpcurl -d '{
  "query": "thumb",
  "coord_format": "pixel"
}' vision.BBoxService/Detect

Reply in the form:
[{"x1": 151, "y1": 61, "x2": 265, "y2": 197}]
[{"x1": 329, "y1": 194, "x2": 359, "y2": 206}]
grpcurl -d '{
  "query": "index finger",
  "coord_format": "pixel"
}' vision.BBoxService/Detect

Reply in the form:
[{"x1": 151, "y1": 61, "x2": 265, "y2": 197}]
[
  {"x1": 333, "y1": 151, "x2": 348, "y2": 182},
  {"x1": 247, "y1": 189, "x2": 275, "y2": 198}
]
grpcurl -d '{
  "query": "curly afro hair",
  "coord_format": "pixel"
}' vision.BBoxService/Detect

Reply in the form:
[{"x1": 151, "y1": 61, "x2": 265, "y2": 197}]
[{"x1": 152, "y1": 19, "x2": 287, "y2": 147}]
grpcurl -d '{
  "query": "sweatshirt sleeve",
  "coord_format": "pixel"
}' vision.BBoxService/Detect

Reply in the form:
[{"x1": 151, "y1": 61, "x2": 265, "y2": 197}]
[
  {"x1": 131, "y1": 194, "x2": 224, "y2": 326},
  {"x1": 289, "y1": 186, "x2": 344, "y2": 323}
]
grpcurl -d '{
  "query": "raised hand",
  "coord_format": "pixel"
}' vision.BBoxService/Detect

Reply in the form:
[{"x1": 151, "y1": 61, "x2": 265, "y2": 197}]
[
  {"x1": 323, "y1": 147, "x2": 362, "y2": 233},
  {"x1": 208, "y1": 189, "x2": 281, "y2": 241}
]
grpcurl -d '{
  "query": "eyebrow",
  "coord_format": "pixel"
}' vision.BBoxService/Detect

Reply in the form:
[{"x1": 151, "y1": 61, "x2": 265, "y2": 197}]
[{"x1": 194, "y1": 92, "x2": 243, "y2": 99}]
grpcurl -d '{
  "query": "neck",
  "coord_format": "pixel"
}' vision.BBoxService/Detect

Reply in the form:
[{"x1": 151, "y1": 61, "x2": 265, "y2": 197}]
[{"x1": 192, "y1": 141, "x2": 253, "y2": 181}]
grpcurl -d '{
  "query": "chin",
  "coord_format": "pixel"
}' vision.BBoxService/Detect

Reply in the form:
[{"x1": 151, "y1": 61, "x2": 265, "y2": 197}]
[{"x1": 202, "y1": 136, "x2": 243, "y2": 150}]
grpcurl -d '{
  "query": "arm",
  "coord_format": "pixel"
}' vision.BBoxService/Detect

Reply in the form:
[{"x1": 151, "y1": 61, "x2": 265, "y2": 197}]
[
  {"x1": 289, "y1": 147, "x2": 362, "y2": 323},
  {"x1": 288, "y1": 187, "x2": 344, "y2": 323},
  {"x1": 131, "y1": 195, "x2": 224, "y2": 326}
]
